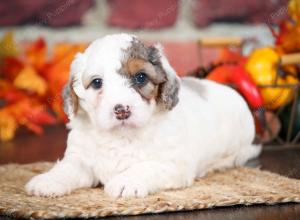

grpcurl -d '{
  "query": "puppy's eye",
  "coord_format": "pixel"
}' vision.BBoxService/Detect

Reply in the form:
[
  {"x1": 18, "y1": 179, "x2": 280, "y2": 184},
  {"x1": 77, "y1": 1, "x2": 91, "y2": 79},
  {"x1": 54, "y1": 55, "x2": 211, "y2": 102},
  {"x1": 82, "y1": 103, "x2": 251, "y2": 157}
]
[
  {"x1": 90, "y1": 78, "x2": 103, "y2": 89},
  {"x1": 132, "y1": 72, "x2": 148, "y2": 86}
]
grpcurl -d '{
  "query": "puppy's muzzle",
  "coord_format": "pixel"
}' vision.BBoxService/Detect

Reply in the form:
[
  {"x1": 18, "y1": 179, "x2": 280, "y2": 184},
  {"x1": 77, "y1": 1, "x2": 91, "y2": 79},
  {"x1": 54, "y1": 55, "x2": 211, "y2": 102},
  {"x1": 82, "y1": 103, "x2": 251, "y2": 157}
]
[{"x1": 114, "y1": 104, "x2": 131, "y2": 120}]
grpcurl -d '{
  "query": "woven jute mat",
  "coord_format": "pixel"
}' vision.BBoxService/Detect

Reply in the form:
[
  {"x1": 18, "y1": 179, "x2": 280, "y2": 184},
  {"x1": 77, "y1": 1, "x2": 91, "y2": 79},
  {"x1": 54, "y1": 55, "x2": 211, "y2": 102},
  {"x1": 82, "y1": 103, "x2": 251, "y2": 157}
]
[{"x1": 0, "y1": 163, "x2": 300, "y2": 219}]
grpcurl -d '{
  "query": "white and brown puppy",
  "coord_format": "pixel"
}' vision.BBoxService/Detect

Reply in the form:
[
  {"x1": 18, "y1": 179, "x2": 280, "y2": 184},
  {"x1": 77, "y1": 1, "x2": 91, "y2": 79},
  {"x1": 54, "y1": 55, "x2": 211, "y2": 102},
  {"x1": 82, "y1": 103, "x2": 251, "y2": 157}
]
[{"x1": 26, "y1": 34, "x2": 261, "y2": 198}]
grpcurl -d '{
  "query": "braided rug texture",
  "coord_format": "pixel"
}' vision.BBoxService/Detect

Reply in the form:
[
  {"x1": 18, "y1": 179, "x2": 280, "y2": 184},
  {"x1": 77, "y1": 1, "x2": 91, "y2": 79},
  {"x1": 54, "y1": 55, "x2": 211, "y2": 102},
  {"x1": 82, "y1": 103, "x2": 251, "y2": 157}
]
[{"x1": 0, "y1": 162, "x2": 300, "y2": 219}]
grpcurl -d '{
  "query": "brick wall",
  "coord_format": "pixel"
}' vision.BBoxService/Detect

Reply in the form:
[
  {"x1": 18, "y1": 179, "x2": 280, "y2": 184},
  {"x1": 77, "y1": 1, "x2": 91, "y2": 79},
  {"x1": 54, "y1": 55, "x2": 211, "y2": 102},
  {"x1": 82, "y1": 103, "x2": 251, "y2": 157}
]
[
  {"x1": 107, "y1": 0, "x2": 288, "y2": 29},
  {"x1": 0, "y1": 0, "x2": 288, "y2": 27}
]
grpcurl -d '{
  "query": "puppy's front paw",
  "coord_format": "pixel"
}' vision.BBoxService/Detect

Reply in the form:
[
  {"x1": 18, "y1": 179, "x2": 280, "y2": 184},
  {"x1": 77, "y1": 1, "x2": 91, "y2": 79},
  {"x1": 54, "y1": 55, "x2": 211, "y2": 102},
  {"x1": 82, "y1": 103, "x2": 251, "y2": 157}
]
[
  {"x1": 25, "y1": 173, "x2": 70, "y2": 197},
  {"x1": 104, "y1": 174, "x2": 149, "y2": 198}
]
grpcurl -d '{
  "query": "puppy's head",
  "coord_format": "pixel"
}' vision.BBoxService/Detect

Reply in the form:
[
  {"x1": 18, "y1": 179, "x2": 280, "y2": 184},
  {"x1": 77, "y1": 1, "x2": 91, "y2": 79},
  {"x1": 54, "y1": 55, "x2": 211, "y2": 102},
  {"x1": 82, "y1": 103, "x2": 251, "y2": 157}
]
[{"x1": 63, "y1": 34, "x2": 180, "y2": 131}]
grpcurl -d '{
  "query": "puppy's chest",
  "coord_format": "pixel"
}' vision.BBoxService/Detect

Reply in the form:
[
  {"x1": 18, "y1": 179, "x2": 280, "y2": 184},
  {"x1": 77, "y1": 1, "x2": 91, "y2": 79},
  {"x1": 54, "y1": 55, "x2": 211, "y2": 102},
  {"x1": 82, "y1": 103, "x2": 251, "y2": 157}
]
[{"x1": 91, "y1": 139, "x2": 145, "y2": 182}]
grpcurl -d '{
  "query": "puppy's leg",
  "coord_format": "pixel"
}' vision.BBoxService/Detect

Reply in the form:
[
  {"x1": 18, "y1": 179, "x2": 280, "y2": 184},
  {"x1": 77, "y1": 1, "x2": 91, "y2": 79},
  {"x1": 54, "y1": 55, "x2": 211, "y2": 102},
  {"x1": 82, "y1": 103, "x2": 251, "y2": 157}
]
[
  {"x1": 25, "y1": 157, "x2": 95, "y2": 197},
  {"x1": 105, "y1": 161, "x2": 194, "y2": 198},
  {"x1": 235, "y1": 144, "x2": 262, "y2": 166}
]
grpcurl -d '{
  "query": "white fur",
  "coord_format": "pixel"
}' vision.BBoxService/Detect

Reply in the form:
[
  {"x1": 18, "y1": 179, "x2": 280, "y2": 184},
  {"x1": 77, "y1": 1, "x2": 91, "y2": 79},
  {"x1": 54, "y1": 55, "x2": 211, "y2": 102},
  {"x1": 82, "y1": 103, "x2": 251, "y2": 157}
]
[{"x1": 26, "y1": 34, "x2": 261, "y2": 198}]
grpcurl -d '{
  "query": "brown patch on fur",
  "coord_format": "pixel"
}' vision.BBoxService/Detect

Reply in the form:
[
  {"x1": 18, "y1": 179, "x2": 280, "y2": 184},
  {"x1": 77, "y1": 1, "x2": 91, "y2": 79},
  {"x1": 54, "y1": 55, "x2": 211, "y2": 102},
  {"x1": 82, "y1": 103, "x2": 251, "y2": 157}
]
[
  {"x1": 125, "y1": 58, "x2": 147, "y2": 76},
  {"x1": 124, "y1": 58, "x2": 166, "y2": 83},
  {"x1": 121, "y1": 58, "x2": 164, "y2": 102},
  {"x1": 120, "y1": 37, "x2": 179, "y2": 109}
]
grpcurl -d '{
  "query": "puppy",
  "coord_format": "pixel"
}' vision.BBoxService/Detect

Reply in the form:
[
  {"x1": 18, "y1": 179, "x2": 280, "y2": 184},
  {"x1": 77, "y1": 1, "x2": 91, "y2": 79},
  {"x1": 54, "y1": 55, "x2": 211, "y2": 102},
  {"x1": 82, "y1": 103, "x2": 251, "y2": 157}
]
[{"x1": 26, "y1": 34, "x2": 261, "y2": 198}]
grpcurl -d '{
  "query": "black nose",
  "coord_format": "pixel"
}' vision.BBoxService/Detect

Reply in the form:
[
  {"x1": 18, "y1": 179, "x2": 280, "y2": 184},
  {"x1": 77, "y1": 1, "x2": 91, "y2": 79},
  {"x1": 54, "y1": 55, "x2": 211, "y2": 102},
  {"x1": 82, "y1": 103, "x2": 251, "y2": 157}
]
[{"x1": 113, "y1": 104, "x2": 131, "y2": 120}]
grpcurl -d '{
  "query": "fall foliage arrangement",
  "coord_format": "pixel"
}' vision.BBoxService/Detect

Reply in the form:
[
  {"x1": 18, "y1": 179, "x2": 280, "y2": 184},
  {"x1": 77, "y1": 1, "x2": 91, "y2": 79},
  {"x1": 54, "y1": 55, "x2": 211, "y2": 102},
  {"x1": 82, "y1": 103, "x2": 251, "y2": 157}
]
[
  {"x1": 0, "y1": 33, "x2": 87, "y2": 141},
  {"x1": 198, "y1": 0, "x2": 300, "y2": 143}
]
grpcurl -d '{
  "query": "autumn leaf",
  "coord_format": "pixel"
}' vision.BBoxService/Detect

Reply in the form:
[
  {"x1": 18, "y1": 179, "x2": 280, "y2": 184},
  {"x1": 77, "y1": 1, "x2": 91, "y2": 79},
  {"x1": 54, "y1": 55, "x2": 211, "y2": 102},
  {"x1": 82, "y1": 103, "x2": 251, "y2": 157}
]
[
  {"x1": 13, "y1": 66, "x2": 48, "y2": 96},
  {"x1": 24, "y1": 106, "x2": 56, "y2": 125},
  {"x1": 24, "y1": 38, "x2": 47, "y2": 71},
  {"x1": 0, "y1": 110, "x2": 18, "y2": 141},
  {"x1": 271, "y1": 0, "x2": 300, "y2": 53},
  {"x1": 44, "y1": 43, "x2": 86, "y2": 120},
  {"x1": 51, "y1": 43, "x2": 87, "y2": 64},
  {"x1": 289, "y1": 0, "x2": 300, "y2": 23},
  {"x1": 0, "y1": 33, "x2": 87, "y2": 140},
  {"x1": 280, "y1": 24, "x2": 300, "y2": 53},
  {"x1": 6, "y1": 98, "x2": 56, "y2": 136},
  {"x1": 0, "y1": 32, "x2": 18, "y2": 58},
  {"x1": 0, "y1": 56, "x2": 24, "y2": 81}
]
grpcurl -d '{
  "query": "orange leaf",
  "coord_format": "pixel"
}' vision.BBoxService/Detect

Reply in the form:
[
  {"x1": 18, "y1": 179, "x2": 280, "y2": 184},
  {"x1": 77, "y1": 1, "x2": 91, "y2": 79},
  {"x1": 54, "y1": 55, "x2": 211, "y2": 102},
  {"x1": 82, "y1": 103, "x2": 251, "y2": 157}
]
[
  {"x1": 0, "y1": 110, "x2": 18, "y2": 141},
  {"x1": 289, "y1": 0, "x2": 300, "y2": 23},
  {"x1": 280, "y1": 24, "x2": 300, "y2": 53},
  {"x1": 42, "y1": 43, "x2": 87, "y2": 120},
  {"x1": 51, "y1": 95, "x2": 67, "y2": 122},
  {"x1": 24, "y1": 107, "x2": 56, "y2": 125},
  {"x1": 14, "y1": 66, "x2": 48, "y2": 96},
  {"x1": 51, "y1": 43, "x2": 87, "y2": 65},
  {"x1": 24, "y1": 38, "x2": 47, "y2": 71},
  {"x1": 0, "y1": 56, "x2": 24, "y2": 81},
  {"x1": 5, "y1": 98, "x2": 55, "y2": 135}
]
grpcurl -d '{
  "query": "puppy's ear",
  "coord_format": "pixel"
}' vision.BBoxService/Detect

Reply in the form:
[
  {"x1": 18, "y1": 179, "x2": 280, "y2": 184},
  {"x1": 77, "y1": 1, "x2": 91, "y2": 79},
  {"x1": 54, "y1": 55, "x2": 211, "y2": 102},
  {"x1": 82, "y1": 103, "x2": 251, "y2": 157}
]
[
  {"x1": 62, "y1": 80, "x2": 78, "y2": 118},
  {"x1": 62, "y1": 53, "x2": 86, "y2": 118},
  {"x1": 149, "y1": 44, "x2": 180, "y2": 110}
]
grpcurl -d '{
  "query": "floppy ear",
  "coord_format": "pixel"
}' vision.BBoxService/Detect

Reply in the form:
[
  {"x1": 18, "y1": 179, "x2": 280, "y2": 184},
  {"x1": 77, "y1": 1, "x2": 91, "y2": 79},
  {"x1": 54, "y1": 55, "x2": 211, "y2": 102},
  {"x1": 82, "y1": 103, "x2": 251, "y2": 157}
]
[
  {"x1": 62, "y1": 80, "x2": 78, "y2": 118},
  {"x1": 62, "y1": 53, "x2": 86, "y2": 118},
  {"x1": 149, "y1": 44, "x2": 180, "y2": 110}
]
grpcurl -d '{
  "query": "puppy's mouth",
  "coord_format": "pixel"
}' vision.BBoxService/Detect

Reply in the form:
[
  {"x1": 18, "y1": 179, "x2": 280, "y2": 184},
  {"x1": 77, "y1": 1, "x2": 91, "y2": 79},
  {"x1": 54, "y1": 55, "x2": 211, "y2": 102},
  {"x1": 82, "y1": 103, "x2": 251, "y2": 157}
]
[{"x1": 113, "y1": 120, "x2": 138, "y2": 130}]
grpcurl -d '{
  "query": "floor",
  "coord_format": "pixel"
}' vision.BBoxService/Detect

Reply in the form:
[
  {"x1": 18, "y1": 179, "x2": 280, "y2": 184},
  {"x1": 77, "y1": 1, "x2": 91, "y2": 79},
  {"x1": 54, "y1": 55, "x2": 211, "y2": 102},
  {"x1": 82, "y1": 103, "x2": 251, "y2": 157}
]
[{"x1": 0, "y1": 125, "x2": 300, "y2": 220}]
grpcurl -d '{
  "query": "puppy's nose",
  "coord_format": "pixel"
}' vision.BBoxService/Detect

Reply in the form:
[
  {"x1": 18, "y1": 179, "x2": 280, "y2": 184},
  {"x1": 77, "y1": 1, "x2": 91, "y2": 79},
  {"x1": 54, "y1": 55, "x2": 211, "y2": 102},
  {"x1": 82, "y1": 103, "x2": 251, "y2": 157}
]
[{"x1": 113, "y1": 104, "x2": 131, "y2": 120}]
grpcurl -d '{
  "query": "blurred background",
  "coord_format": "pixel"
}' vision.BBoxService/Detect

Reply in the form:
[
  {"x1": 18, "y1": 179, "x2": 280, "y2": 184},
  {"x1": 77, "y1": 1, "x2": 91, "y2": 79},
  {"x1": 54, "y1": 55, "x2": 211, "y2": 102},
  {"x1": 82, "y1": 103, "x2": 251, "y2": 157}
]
[
  {"x1": 0, "y1": 0, "x2": 300, "y2": 163},
  {"x1": 0, "y1": 0, "x2": 287, "y2": 42}
]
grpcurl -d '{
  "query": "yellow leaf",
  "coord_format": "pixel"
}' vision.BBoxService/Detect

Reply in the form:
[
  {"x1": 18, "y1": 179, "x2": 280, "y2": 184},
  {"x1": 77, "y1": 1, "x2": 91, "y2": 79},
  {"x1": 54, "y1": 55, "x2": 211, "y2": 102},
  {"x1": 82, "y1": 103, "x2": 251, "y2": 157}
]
[
  {"x1": 14, "y1": 66, "x2": 47, "y2": 96},
  {"x1": 0, "y1": 32, "x2": 18, "y2": 57},
  {"x1": 0, "y1": 110, "x2": 17, "y2": 142},
  {"x1": 289, "y1": 0, "x2": 300, "y2": 23}
]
